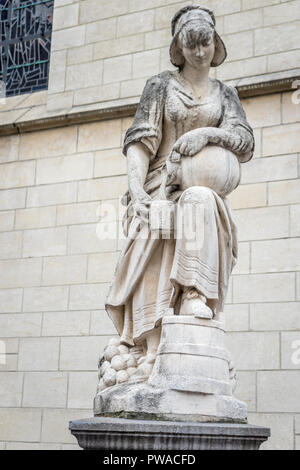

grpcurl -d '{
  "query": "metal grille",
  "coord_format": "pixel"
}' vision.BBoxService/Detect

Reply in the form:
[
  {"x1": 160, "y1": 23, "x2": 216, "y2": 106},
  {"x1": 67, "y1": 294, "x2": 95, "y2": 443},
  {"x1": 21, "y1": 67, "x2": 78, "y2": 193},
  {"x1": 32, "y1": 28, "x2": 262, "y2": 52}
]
[{"x1": 0, "y1": 0, "x2": 54, "y2": 97}]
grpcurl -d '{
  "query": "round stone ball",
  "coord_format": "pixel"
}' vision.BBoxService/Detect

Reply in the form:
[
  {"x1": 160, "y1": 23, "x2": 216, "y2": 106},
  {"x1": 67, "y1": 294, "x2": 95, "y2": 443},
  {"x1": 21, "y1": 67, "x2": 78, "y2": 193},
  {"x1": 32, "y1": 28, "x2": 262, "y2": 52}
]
[
  {"x1": 118, "y1": 345, "x2": 129, "y2": 355},
  {"x1": 127, "y1": 367, "x2": 137, "y2": 377},
  {"x1": 126, "y1": 355, "x2": 137, "y2": 368},
  {"x1": 99, "y1": 360, "x2": 110, "y2": 377},
  {"x1": 104, "y1": 345, "x2": 119, "y2": 362},
  {"x1": 116, "y1": 370, "x2": 129, "y2": 384},
  {"x1": 103, "y1": 368, "x2": 116, "y2": 387},
  {"x1": 109, "y1": 337, "x2": 120, "y2": 347},
  {"x1": 111, "y1": 355, "x2": 127, "y2": 371}
]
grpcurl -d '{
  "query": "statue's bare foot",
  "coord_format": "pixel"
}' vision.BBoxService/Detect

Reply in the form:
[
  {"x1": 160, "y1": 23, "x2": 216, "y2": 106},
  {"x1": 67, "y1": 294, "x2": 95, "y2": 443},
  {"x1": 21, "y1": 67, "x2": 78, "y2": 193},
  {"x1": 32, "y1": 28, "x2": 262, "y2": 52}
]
[
  {"x1": 180, "y1": 288, "x2": 213, "y2": 319},
  {"x1": 128, "y1": 353, "x2": 157, "y2": 384}
]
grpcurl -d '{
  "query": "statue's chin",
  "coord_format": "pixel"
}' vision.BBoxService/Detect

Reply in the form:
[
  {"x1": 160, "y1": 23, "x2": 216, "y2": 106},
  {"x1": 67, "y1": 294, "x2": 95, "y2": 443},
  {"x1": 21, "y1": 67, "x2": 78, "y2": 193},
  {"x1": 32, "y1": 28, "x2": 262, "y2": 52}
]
[{"x1": 180, "y1": 145, "x2": 241, "y2": 198}]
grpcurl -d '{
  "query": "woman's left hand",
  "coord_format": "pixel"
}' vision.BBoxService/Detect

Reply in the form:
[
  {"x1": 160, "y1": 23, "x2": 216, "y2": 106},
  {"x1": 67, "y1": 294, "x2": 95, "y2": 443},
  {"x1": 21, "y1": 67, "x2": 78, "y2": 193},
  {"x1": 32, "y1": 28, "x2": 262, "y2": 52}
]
[{"x1": 173, "y1": 129, "x2": 209, "y2": 157}]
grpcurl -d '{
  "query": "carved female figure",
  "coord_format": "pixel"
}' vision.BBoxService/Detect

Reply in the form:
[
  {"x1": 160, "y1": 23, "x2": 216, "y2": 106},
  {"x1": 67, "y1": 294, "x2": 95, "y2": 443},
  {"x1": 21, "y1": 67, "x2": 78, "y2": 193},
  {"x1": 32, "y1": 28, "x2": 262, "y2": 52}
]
[{"x1": 104, "y1": 6, "x2": 254, "y2": 384}]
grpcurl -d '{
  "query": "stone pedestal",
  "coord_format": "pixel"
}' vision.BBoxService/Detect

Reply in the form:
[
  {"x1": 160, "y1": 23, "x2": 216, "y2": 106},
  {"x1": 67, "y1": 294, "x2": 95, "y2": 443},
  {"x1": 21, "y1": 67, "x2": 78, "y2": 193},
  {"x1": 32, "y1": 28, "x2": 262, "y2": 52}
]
[{"x1": 69, "y1": 417, "x2": 270, "y2": 450}]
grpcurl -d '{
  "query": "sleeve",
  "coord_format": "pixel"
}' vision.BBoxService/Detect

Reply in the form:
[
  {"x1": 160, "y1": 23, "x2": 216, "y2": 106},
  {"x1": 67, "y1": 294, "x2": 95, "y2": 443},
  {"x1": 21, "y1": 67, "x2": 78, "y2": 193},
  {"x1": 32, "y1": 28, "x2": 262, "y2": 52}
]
[
  {"x1": 218, "y1": 84, "x2": 255, "y2": 163},
  {"x1": 123, "y1": 74, "x2": 166, "y2": 160}
]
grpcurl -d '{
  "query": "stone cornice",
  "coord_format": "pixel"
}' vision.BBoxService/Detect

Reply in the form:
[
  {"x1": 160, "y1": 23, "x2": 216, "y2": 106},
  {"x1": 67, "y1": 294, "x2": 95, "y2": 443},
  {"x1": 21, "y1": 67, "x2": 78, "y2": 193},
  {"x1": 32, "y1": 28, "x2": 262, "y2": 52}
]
[{"x1": 0, "y1": 69, "x2": 299, "y2": 136}]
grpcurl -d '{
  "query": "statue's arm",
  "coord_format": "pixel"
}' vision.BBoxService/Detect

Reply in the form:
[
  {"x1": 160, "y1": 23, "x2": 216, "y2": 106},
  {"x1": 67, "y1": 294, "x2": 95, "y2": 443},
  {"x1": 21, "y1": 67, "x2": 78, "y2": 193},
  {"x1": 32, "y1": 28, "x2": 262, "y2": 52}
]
[{"x1": 127, "y1": 142, "x2": 151, "y2": 202}]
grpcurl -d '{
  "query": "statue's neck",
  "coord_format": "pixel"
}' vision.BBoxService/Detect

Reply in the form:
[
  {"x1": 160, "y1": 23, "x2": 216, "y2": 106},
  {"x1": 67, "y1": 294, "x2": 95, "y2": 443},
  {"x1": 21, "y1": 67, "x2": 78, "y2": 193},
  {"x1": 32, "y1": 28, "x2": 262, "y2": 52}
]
[{"x1": 181, "y1": 64, "x2": 211, "y2": 97}]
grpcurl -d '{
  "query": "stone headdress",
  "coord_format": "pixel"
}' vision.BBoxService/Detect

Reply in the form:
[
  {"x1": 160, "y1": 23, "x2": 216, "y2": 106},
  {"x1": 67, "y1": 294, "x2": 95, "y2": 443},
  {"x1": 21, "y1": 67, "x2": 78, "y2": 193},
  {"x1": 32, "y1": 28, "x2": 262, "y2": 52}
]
[{"x1": 170, "y1": 5, "x2": 227, "y2": 68}]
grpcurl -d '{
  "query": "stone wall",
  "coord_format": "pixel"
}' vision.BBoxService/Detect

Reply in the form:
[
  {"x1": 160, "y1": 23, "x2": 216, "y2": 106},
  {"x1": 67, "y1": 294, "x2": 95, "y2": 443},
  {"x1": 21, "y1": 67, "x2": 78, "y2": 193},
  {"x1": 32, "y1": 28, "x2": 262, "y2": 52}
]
[{"x1": 0, "y1": 0, "x2": 300, "y2": 451}]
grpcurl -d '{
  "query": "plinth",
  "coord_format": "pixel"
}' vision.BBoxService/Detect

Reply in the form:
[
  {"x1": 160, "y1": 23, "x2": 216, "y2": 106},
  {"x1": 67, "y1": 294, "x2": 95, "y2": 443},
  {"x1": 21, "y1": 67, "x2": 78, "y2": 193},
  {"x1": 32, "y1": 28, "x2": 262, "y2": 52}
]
[{"x1": 69, "y1": 417, "x2": 270, "y2": 450}]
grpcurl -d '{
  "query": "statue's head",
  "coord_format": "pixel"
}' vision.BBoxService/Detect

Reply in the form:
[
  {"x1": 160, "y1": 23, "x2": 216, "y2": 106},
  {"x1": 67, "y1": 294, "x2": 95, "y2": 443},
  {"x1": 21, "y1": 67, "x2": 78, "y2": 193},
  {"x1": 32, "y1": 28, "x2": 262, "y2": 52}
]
[{"x1": 170, "y1": 5, "x2": 227, "y2": 70}]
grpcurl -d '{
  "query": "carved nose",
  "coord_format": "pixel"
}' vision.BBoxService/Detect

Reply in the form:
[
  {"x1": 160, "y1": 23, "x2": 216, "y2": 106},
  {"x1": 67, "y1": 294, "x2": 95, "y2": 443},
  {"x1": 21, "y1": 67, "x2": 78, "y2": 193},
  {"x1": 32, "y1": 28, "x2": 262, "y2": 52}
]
[{"x1": 196, "y1": 47, "x2": 205, "y2": 58}]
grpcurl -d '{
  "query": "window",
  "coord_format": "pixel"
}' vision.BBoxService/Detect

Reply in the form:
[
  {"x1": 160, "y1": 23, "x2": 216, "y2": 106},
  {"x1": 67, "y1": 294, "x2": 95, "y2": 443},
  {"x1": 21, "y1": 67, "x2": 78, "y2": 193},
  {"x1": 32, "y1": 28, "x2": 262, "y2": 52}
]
[{"x1": 0, "y1": 0, "x2": 54, "y2": 97}]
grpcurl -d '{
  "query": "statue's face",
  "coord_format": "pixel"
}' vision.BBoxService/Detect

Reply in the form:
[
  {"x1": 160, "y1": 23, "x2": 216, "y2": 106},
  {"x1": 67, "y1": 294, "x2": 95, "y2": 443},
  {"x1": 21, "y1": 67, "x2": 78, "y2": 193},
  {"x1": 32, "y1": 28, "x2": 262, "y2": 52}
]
[{"x1": 178, "y1": 23, "x2": 215, "y2": 69}]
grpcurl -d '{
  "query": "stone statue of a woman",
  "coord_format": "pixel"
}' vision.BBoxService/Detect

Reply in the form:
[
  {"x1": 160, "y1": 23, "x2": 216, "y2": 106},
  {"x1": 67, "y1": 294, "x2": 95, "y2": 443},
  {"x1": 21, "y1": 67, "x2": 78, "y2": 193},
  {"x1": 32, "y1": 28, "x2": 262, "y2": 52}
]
[{"x1": 96, "y1": 6, "x2": 254, "y2": 421}]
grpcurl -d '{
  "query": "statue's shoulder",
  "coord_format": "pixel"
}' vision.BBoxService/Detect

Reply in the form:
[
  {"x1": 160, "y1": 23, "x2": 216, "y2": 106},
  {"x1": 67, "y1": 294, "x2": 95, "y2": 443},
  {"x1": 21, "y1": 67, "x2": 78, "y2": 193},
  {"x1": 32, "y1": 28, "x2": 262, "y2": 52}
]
[
  {"x1": 215, "y1": 79, "x2": 239, "y2": 99},
  {"x1": 144, "y1": 70, "x2": 174, "y2": 90}
]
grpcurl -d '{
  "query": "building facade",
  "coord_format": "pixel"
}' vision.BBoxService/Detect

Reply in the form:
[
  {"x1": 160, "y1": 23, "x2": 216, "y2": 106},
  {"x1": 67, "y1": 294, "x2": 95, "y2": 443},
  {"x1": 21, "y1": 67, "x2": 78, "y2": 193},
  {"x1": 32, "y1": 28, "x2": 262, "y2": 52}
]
[{"x1": 0, "y1": 0, "x2": 300, "y2": 450}]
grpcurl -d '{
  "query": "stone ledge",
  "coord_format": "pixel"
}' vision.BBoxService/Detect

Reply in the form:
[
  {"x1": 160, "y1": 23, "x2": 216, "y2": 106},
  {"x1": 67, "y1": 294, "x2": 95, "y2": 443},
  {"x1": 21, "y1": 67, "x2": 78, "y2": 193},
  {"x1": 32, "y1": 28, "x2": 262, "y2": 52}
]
[
  {"x1": 0, "y1": 69, "x2": 299, "y2": 137},
  {"x1": 69, "y1": 417, "x2": 271, "y2": 450}
]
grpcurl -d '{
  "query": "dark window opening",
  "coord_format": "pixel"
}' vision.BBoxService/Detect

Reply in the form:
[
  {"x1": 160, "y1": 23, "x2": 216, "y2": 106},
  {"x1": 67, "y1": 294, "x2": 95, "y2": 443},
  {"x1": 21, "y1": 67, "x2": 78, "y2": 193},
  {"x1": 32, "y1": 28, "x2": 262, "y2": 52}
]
[{"x1": 0, "y1": 0, "x2": 54, "y2": 97}]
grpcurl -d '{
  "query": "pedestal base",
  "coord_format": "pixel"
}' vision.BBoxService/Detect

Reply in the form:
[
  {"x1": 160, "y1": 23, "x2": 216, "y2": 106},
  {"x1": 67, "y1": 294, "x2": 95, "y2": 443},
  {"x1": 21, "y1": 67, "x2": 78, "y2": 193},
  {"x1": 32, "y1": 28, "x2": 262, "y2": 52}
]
[{"x1": 69, "y1": 417, "x2": 270, "y2": 450}]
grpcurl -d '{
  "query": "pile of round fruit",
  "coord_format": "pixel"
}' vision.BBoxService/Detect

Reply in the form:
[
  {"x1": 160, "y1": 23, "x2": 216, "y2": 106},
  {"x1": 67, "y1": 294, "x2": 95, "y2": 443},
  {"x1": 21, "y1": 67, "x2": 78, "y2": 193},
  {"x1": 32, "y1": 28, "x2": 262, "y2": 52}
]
[{"x1": 97, "y1": 337, "x2": 144, "y2": 393}]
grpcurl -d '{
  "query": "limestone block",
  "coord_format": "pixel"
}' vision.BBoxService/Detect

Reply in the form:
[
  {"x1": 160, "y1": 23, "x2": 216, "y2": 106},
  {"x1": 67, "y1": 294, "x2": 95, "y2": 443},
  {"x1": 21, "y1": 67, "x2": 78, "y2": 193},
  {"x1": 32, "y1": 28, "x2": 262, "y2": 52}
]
[
  {"x1": 0, "y1": 232, "x2": 22, "y2": 259},
  {"x1": 42, "y1": 255, "x2": 87, "y2": 286},
  {"x1": 242, "y1": 94, "x2": 281, "y2": 128},
  {"x1": 296, "y1": 437, "x2": 300, "y2": 451},
  {"x1": 48, "y1": 51, "x2": 67, "y2": 94},
  {"x1": 90, "y1": 311, "x2": 118, "y2": 336},
  {"x1": 263, "y1": 124, "x2": 300, "y2": 156},
  {"x1": 155, "y1": 3, "x2": 193, "y2": 30},
  {"x1": 0, "y1": 355, "x2": 18, "y2": 372},
  {"x1": 0, "y1": 313, "x2": 42, "y2": 337},
  {"x1": 228, "y1": 183, "x2": 267, "y2": 209},
  {"x1": 23, "y1": 227, "x2": 67, "y2": 258},
  {"x1": 132, "y1": 50, "x2": 160, "y2": 79},
  {"x1": 251, "y1": 238, "x2": 300, "y2": 273},
  {"x1": 51, "y1": 26, "x2": 85, "y2": 51},
  {"x1": 257, "y1": 371, "x2": 300, "y2": 413},
  {"x1": 23, "y1": 286, "x2": 68, "y2": 312},
  {"x1": 145, "y1": 28, "x2": 171, "y2": 50},
  {"x1": 264, "y1": 1, "x2": 300, "y2": 27},
  {"x1": 224, "y1": 304, "x2": 249, "y2": 332},
  {"x1": 93, "y1": 35, "x2": 144, "y2": 61},
  {"x1": 42, "y1": 409, "x2": 89, "y2": 444},
  {"x1": 23, "y1": 372, "x2": 68, "y2": 408},
  {"x1": 67, "y1": 45, "x2": 93, "y2": 66},
  {"x1": 53, "y1": 3, "x2": 79, "y2": 31},
  {"x1": 79, "y1": 0, "x2": 128, "y2": 24},
  {"x1": 15, "y1": 206, "x2": 56, "y2": 230},
  {"x1": 6, "y1": 443, "x2": 61, "y2": 450},
  {"x1": 224, "y1": 9, "x2": 263, "y2": 34},
  {"x1": 223, "y1": 31, "x2": 253, "y2": 61},
  {"x1": 268, "y1": 179, "x2": 300, "y2": 205},
  {"x1": 232, "y1": 242, "x2": 249, "y2": 274},
  {"x1": 250, "y1": 303, "x2": 300, "y2": 331},
  {"x1": 297, "y1": 273, "x2": 300, "y2": 301},
  {"x1": 233, "y1": 273, "x2": 295, "y2": 303},
  {"x1": 0, "y1": 161, "x2": 35, "y2": 190},
  {"x1": 0, "y1": 211, "x2": 14, "y2": 232},
  {"x1": 0, "y1": 188, "x2": 26, "y2": 211},
  {"x1": 0, "y1": 408, "x2": 42, "y2": 442},
  {"x1": 18, "y1": 338, "x2": 60, "y2": 371},
  {"x1": 117, "y1": 10, "x2": 155, "y2": 37},
  {"x1": 0, "y1": 372, "x2": 23, "y2": 407},
  {"x1": 66, "y1": 61, "x2": 103, "y2": 91},
  {"x1": 291, "y1": 205, "x2": 300, "y2": 237},
  {"x1": 69, "y1": 284, "x2": 109, "y2": 311},
  {"x1": 57, "y1": 202, "x2": 100, "y2": 226},
  {"x1": 60, "y1": 336, "x2": 108, "y2": 371},
  {"x1": 74, "y1": 84, "x2": 120, "y2": 106},
  {"x1": 227, "y1": 332, "x2": 280, "y2": 370},
  {"x1": 234, "y1": 372, "x2": 256, "y2": 413},
  {"x1": 204, "y1": 0, "x2": 241, "y2": 16},
  {"x1": 255, "y1": 22, "x2": 300, "y2": 56},
  {"x1": 296, "y1": 416, "x2": 300, "y2": 434},
  {"x1": 217, "y1": 56, "x2": 267, "y2": 81},
  {"x1": 68, "y1": 223, "x2": 117, "y2": 254},
  {"x1": 248, "y1": 413, "x2": 294, "y2": 451},
  {"x1": 129, "y1": 0, "x2": 162, "y2": 11},
  {"x1": 281, "y1": 332, "x2": 300, "y2": 370},
  {"x1": 241, "y1": 155, "x2": 297, "y2": 184},
  {"x1": 234, "y1": 206, "x2": 289, "y2": 241},
  {"x1": 78, "y1": 176, "x2": 127, "y2": 202},
  {"x1": 0, "y1": 289, "x2": 22, "y2": 313},
  {"x1": 19, "y1": 126, "x2": 77, "y2": 160},
  {"x1": 68, "y1": 372, "x2": 98, "y2": 409},
  {"x1": 78, "y1": 120, "x2": 122, "y2": 152},
  {"x1": 94, "y1": 149, "x2": 126, "y2": 178},
  {"x1": 36, "y1": 154, "x2": 94, "y2": 185},
  {"x1": 103, "y1": 55, "x2": 132, "y2": 84},
  {"x1": 86, "y1": 18, "x2": 116, "y2": 44},
  {"x1": 268, "y1": 50, "x2": 300, "y2": 74},
  {"x1": 0, "y1": 259, "x2": 42, "y2": 289},
  {"x1": 42, "y1": 311, "x2": 90, "y2": 337},
  {"x1": 120, "y1": 78, "x2": 146, "y2": 98},
  {"x1": 27, "y1": 182, "x2": 77, "y2": 208},
  {"x1": 0, "y1": 338, "x2": 18, "y2": 354},
  {"x1": 0, "y1": 135, "x2": 19, "y2": 163},
  {"x1": 87, "y1": 252, "x2": 119, "y2": 283},
  {"x1": 242, "y1": 0, "x2": 279, "y2": 9},
  {"x1": 282, "y1": 91, "x2": 300, "y2": 124}
]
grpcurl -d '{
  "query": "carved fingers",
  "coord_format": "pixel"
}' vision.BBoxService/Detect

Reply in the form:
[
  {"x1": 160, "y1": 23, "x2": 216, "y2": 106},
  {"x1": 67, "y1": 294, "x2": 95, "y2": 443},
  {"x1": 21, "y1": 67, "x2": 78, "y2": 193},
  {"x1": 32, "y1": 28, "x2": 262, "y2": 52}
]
[{"x1": 173, "y1": 129, "x2": 209, "y2": 156}]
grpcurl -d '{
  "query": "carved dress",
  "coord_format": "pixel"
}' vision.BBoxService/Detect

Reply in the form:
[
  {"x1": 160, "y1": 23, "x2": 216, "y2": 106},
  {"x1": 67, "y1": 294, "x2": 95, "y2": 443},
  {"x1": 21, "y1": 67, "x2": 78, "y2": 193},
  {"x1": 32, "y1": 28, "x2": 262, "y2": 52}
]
[{"x1": 105, "y1": 71, "x2": 254, "y2": 346}]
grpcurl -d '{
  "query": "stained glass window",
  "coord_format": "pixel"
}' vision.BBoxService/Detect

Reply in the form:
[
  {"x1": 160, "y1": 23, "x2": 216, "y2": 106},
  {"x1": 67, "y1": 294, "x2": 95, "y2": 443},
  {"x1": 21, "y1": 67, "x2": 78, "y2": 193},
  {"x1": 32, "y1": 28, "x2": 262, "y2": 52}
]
[{"x1": 0, "y1": 0, "x2": 54, "y2": 97}]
